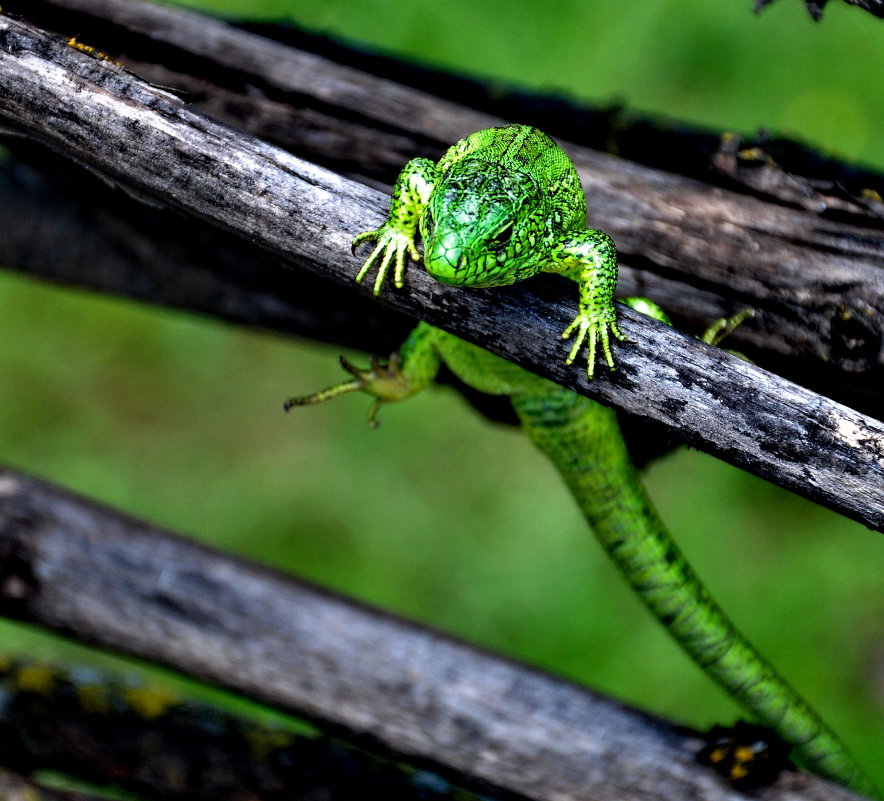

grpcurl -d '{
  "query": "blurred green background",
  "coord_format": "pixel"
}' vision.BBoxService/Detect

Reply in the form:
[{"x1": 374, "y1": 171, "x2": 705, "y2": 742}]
[{"x1": 1, "y1": 0, "x2": 883, "y2": 788}]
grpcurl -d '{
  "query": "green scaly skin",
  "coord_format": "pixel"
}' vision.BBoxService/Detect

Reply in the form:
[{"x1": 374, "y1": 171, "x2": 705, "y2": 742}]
[
  {"x1": 288, "y1": 124, "x2": 872, "y2": 793},
  {"x1": 352, "y1": 124, "x2": 623, "y2": 378}
]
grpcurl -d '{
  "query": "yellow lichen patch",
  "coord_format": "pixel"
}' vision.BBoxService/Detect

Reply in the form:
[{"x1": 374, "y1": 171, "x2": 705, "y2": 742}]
[
  {"x1": 707, "y1": 745, "x2": 728, "y2": 765},
  {"x1": 15, "y1": 663, "x2": 57, "y2": 693},
  {"x1": 66, "y1": 35, "x2": 123, "y2": 67},
  {"x1": 860, "y1": 188, "x2": 883, "y2": 203},
  {"x1": 733, "y1": 745, "x2": 757, "y2": 763},
  {"x1": 124, "y1": 685, "x2": 179, "y2": 720},
  {"x1": 729, "y1": 763, "x2": 749, "y2": 780},
  {"x1": 737, "y1": 147, "x2": 776, "y2": 166}
]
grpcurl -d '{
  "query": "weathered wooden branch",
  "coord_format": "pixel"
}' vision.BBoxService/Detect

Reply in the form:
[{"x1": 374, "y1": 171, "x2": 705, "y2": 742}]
[
  {"x1": 0, "y1": 141, "x2": 530, "y2": 438},
  {"x1": 0, "y1": 658, "x2": 502, "y2": 801},
  {"x1": 0, "y1": 467, "x2": 870, "y2": 801},
  {"x1": 0, "y1": 141, "x2": 413, "y2": 357},
  {"x1": 0, "y1": 11, "x2": 882, "y2": 530},
  {"x1": 5, "y1": 0, "x2": 884, "y2": 415}
]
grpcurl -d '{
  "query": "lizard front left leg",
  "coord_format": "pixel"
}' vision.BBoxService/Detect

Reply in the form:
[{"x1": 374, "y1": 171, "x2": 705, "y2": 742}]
[
  {"x1": 545, "y1": 229, "x2": 626, "y2": 379},
  {"x1": 352, "y1": 157, "x2": 438, "y2": 295}
]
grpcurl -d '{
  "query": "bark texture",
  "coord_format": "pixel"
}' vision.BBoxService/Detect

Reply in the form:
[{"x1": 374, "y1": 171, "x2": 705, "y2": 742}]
[
  {"x1": 0, "y1": 468, "x2": 869, "y2": 801},
  {"x1": 0, "y1": 13, "x2": 881, "y2": 530}
]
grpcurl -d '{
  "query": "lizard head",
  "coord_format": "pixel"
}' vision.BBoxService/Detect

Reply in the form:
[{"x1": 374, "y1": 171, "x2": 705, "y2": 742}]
[{"x1": 420, "y1": 160, "x2": 544, "y2": 288}]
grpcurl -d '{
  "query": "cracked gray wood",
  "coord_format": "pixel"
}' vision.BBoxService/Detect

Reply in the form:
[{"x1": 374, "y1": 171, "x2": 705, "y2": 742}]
[
  {"x1": 6, "y1": 0, "x2": 884, "y2": 409},
  {"x1": 0, "y1": 12, "x2": 882, "y2": 530},
  {"x1": 0, "y1": 467, "x2": 871, "y2": 801}
]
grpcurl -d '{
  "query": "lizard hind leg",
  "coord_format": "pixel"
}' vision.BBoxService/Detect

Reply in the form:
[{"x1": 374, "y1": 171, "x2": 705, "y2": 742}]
[
  {"x1": 284, "y1": 323, "x2": 443, "y2": 428},
  {"x1": 283, "y1": 354, "x2": 406, "y2": 428},
  {"x1": 623, "y1": 298, "x2": 755, "y2": 359},
  {"x1": 700, "y1": 308, "x2": 755, "y2": 347}
]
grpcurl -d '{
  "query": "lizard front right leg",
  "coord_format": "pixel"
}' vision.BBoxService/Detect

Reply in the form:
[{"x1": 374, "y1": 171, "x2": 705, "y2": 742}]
[{"x1": 352, "y1": 157, "x2": 438, "y2": 295}]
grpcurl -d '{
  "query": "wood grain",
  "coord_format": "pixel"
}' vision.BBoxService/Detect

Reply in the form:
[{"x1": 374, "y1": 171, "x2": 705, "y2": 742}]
[
  {"x1": 0, "y1": 467, "x2": 870, "y2": 801},
  {"x1": 8, "y1": 0, "x2": 884, "y2": 406},
  {"x1": 33, "y1": 0, "x2": 884, "y2": 380},
  {"x1": 0, "y1": 13, "x2": 881, "y2": 530}
]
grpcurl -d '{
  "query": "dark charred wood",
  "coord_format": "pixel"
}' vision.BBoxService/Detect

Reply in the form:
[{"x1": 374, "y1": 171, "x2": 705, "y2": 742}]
[
  {"x1": 0, "y1": 659, "x2": 512, "y2": 801},
  {"x1": 755, "y1": 0, "x2": 884, "y2": 21},
  {"x1": 0, "y1": 467, "x2": 869, "y2": 801},
  {"x1": 0, "y1": 13, "x2": 882, "y2": 530}
]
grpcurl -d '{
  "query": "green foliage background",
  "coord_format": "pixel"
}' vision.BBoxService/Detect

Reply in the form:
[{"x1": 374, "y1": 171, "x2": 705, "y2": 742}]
[{"x1": 1, "y1": 0, "x2": 883, "y2": 787}]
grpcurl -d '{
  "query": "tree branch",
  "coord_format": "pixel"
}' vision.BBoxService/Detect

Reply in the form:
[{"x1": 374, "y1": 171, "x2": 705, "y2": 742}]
[
  {"x1": 0, "y1": 11, "x2": 882, "y2": 530},
  {"x1": 0, "y1": 467, "x2": 870, "y2": 801},
  {"x1": 0, "y1": 658, "x2": 508, "y2": 801},
  {"x1": 4, "y1": 0, "x2": 884, "y2": 415},
  {"x1": 0, "y1": 141, "x2": 413, "y2": 356}
]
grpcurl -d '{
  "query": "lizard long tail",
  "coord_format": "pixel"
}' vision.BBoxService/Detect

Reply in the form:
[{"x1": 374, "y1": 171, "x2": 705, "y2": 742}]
[{"x1": 512, "y1": 389, "x2": 872, "y2": 794}]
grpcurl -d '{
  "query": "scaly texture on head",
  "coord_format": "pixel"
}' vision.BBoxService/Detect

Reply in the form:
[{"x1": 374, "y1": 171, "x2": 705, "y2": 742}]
[
  {"x1": 431, "y1": 127, "x2": 588, "y2": 285},
  {"x1": 421, "y1": 158, "x2": 544, "y2": 287}
]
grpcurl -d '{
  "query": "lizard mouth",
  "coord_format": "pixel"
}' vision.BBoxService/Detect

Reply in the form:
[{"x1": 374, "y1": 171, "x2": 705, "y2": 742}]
[
  {"x1": 425, "y1": 250, "x2": 518, "y2": 289},
  {"x1": 424, "y1": 248, "x2": 466, "y2": 281},
  {"x1": 426, "y1": 258, "x2": 486, "y2": 288}
]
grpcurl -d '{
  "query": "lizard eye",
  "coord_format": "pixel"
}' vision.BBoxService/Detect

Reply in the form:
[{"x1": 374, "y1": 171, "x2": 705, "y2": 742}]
[{"x1": 488, "y1": 222, "x2": 514, "y2": 251}]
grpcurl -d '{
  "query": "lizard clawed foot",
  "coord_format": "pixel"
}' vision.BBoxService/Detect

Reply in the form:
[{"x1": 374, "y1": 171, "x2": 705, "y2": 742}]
[
  {"x1": 562, "y1": 312, "x2": 627, "y2": 380},
  {"x1": 700, "y1": 308, "x2": 755, "y2": 348},
  {"x1": 284, "y1": 353, "x2": 413, "y2": 428},
  {"x1": 352, "y1": 227, "x2": 421, "y2": 295}
]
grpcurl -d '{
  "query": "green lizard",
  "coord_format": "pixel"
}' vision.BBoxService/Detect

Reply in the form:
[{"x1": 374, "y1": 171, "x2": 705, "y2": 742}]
[{"x1": 287, "y1": 124, "x2": 871, "y2": 793}]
